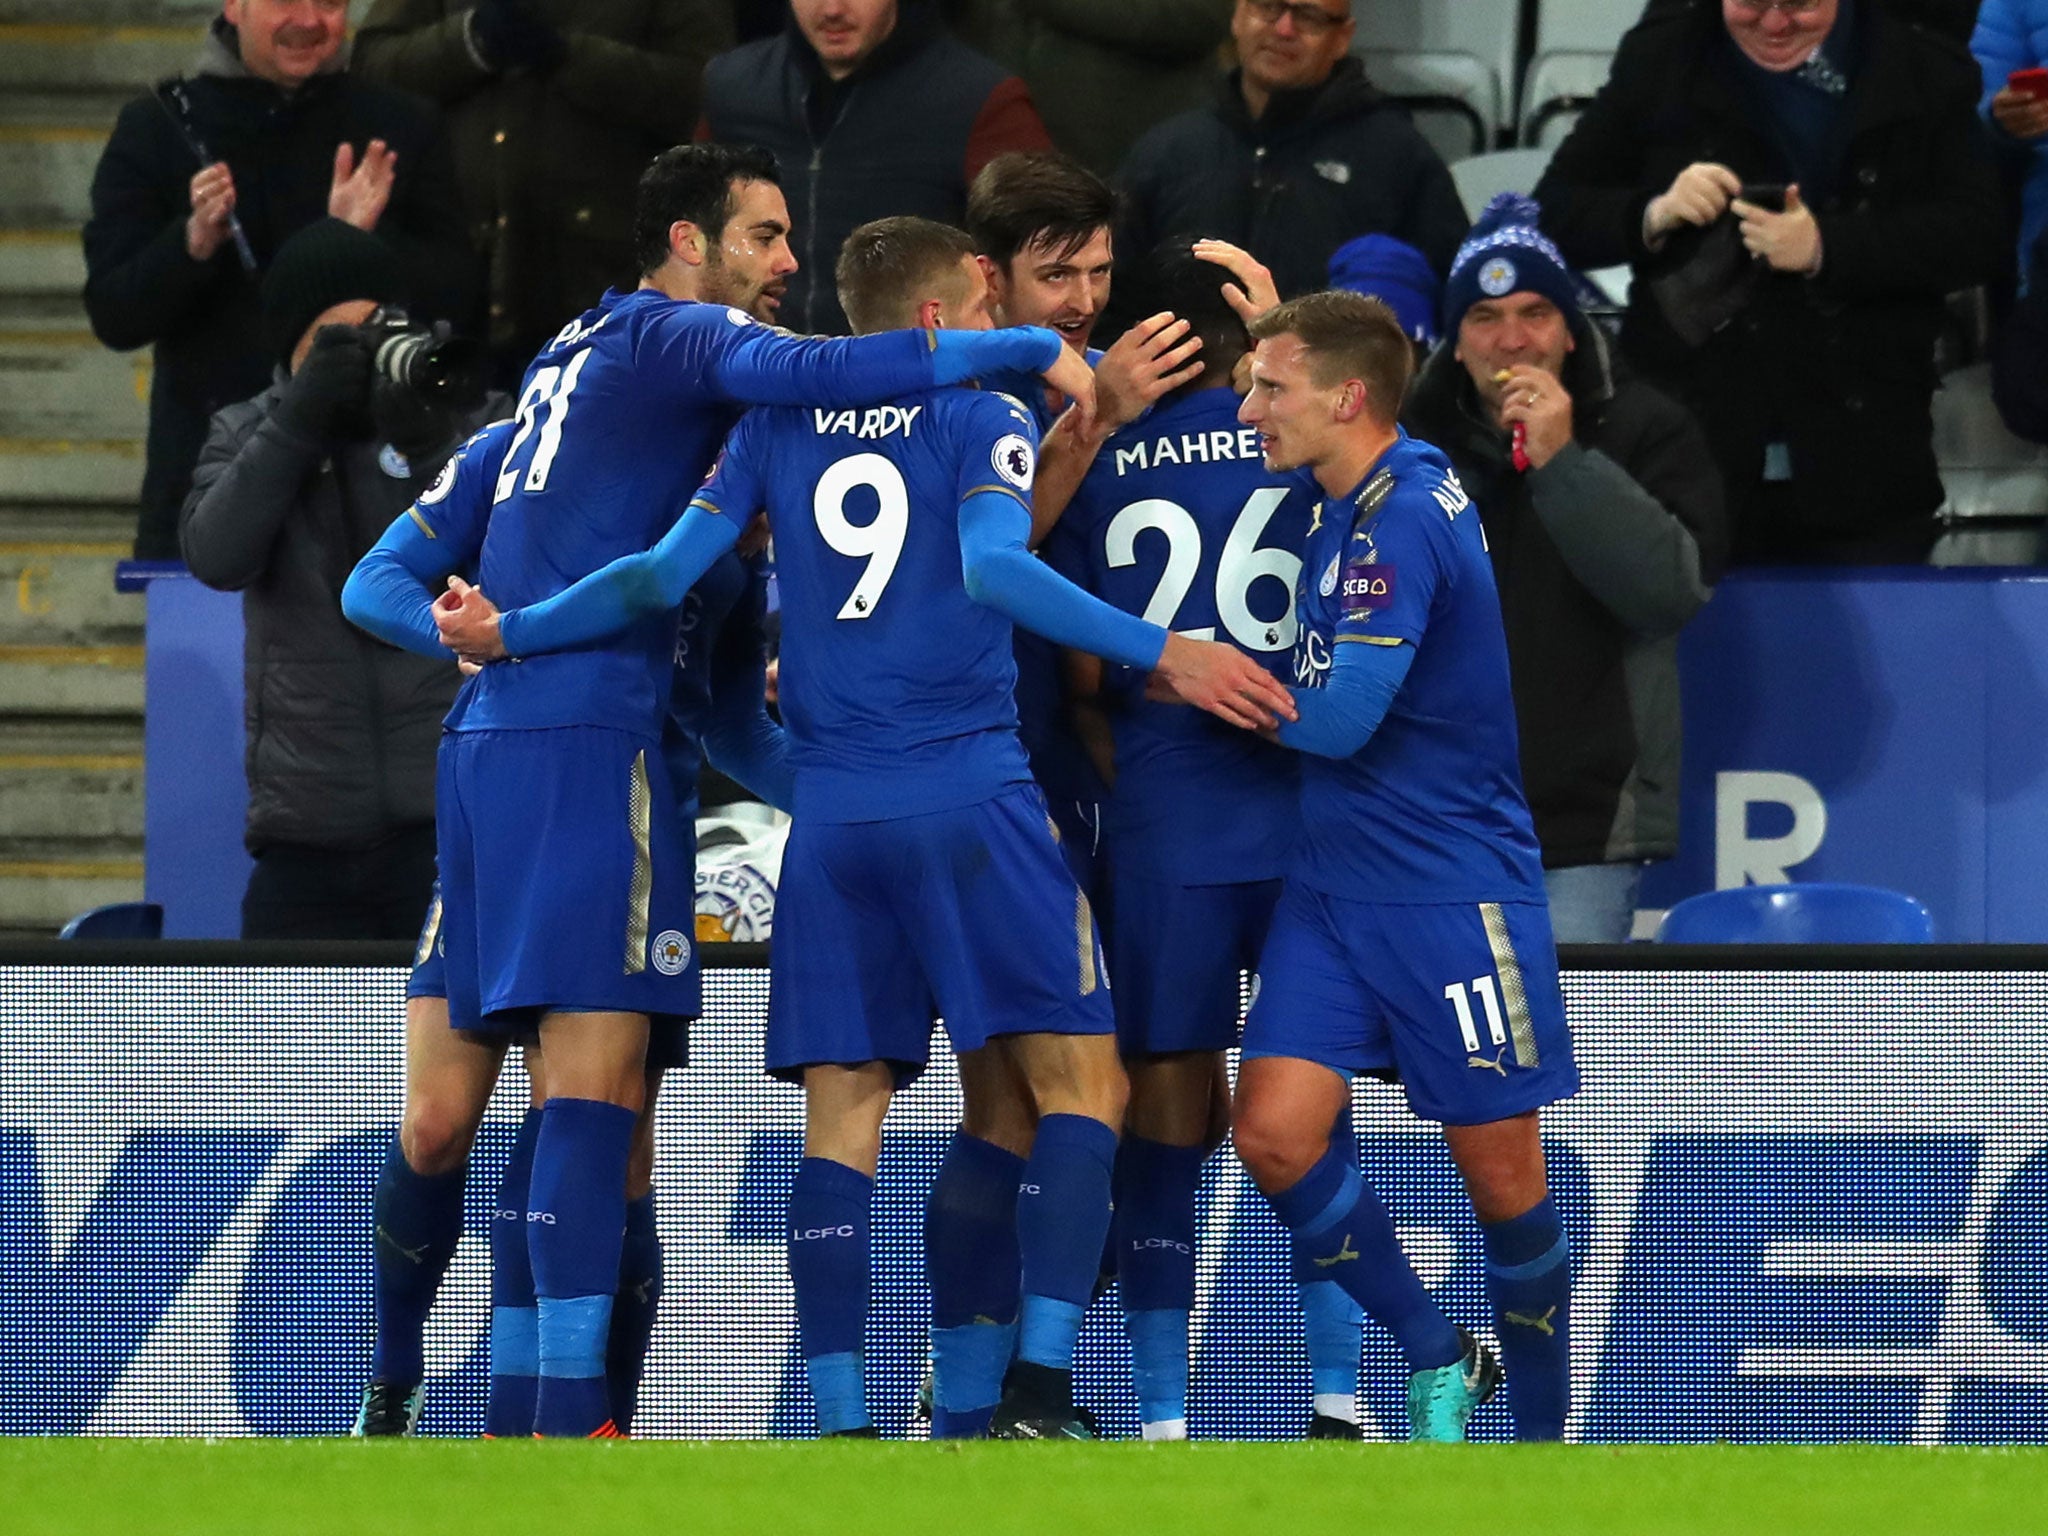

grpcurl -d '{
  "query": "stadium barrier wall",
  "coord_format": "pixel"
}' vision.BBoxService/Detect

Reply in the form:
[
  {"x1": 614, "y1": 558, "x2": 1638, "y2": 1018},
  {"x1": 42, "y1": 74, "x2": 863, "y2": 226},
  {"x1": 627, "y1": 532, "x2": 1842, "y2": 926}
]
[
  {"x1": 134, "y1": 571, "x2": 2048, "y2": 941},
  {"x1": 2, "y1": 943, "x2": 2043, "y2": 1443}
]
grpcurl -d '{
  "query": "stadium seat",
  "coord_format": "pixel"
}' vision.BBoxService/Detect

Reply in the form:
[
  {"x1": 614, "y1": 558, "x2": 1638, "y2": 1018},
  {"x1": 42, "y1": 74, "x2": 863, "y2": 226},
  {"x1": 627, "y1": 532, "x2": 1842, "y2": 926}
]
[
  {"x1": 1351, "y1": 0, "x2": 1526, "y2": 158},
  {"x1": 1356, "y1": 49, "x2": 1501, "y2": 164},
  {"x1": 57, "y1": 901, "x2": 165, "y2": 940},
  {"x1": 1929, "y1": 362, "x2": 2048, "y2": 567},
  {"x1": 1653, "y1": 884, "x2": 1934, "y2": 944},
  {"x1": 1449, "y1": 147, "x2": 1556, "y2": 223},
  {"x1": 1518, "y1": 0, "x2": 1648, "y2": 147}
]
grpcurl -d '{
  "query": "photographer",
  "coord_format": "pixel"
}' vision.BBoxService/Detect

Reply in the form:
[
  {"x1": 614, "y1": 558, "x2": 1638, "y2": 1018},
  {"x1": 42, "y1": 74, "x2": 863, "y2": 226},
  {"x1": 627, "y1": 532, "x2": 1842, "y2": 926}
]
[{"x1": 181, "y1": 219, "x2": 503, "y2": 941}]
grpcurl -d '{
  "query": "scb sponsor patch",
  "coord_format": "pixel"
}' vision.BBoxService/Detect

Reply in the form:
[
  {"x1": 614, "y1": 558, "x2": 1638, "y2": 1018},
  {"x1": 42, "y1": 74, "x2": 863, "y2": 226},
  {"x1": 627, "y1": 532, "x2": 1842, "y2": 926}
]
[{"x1": 1341, "y1": 559, "x2": 1396, "y2": 614}]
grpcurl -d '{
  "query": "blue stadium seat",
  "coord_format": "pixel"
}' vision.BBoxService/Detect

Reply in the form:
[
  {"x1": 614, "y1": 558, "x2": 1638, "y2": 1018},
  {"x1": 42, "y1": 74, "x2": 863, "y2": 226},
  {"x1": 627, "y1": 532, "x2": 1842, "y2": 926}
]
[
  {"x1": 1654, "y1": 884, "x2": 1933, "y2": 944},
  {"x1": 57, "y1": 902, "x2": 165, "y2": 940}
]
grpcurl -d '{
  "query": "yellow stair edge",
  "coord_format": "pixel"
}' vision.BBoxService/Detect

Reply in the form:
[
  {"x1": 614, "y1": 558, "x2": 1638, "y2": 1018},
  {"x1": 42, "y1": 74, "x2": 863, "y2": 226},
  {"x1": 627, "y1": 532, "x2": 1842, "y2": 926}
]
[{"x1": 0, "y1": 644, "x2": 144, "y2": 667}]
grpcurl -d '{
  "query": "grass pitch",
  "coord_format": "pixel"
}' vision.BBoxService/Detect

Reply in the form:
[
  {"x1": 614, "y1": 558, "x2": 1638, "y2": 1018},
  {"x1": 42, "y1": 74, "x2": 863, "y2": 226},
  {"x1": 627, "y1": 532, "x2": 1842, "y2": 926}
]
[{"x1": 4, "y1": 1440, "x2": 2041, "y2": 1536}]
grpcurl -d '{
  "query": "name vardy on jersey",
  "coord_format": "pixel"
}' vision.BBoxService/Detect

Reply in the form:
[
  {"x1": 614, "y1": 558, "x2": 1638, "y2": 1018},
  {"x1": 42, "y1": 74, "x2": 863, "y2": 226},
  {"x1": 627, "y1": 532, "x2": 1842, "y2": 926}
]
[
  {"x1": 813, "y1": 405, "x2": 922, "y2": 439},
  {"x1": 1113, "y1": 426, "x2": 1266, "y2": 476}
]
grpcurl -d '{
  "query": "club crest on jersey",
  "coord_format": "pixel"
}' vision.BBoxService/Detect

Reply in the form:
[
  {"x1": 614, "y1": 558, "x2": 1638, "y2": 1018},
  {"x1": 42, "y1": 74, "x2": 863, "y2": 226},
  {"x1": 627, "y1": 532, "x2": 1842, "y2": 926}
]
[
  {"x1": 993, "y1": 433, "x2": 1035, "y2": 490},
  {"x1": 1319, "y1": 551, "x2": 1341, "y2": 598},
  {"x1": 416, "y1": 456, "x2": 458, "y2": 505},
  {"x1": 650, "y1": 929, "x2": 692, "y2": 976}
]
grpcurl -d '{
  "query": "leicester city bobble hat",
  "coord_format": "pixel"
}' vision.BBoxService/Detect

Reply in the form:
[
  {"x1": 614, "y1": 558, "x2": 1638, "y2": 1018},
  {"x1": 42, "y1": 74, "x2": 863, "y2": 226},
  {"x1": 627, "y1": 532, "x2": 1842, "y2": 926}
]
[
  {"x1": 1441, "y1": 192, "x2": 1580, "y2": 337},
  {"x1": 1327, "y1": 234, "x2": 1442, "y2": 347}
]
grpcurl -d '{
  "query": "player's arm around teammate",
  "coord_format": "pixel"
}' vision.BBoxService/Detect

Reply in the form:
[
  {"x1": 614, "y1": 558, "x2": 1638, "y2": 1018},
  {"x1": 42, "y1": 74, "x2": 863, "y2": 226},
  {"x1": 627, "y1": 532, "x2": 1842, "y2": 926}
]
[{"x1": 1229, "y1": 293, "x2": 1579, "y2": 1443}]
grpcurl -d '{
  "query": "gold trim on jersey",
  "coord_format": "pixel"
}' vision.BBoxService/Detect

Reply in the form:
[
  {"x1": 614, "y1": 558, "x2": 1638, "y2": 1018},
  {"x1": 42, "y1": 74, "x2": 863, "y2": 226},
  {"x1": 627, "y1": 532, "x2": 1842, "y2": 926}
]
[
  {"x1": 1480, "y1": 902, "x2": 1538, "y2": 1067},
  {"x1": 624, "y1": 750, "x2": 652, "y2": 975},
  {"x1": 413, "y1": 891, "x2": 443, "y2": 969},
  {"x1": 406, "y1": 506, "x2": 438, "y2": 539},
  {"x1": 1335, "y1": 633, "x2": 1405, "y2": 646},
  {"x1": 1077, "y1": 889, "x2": 1099, "y2": 997},
  {"x1": 961, "y1": 482, "x2": 1031, "y2": 509}
]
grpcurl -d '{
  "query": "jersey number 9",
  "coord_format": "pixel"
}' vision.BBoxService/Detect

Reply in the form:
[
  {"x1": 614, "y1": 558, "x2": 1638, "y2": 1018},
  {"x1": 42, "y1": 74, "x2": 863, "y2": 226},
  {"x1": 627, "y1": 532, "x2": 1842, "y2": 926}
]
[{"x1": 814, "y1": 453, "x2": 909, "y2": 620}]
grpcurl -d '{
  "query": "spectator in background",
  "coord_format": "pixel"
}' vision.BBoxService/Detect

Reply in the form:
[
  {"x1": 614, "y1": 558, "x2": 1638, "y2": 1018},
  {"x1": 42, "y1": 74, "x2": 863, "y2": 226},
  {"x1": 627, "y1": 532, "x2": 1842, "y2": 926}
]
[
  {"x1": 1327, "y1": 231, "x2": 1441, "y2": 359},
  {"x1": 1971, "y1": 0, "x2": 2048, "y2": 287},
  {"x1": 180, "y1": 219, "x2": 502, "y2": 940},
  {"x1": 1116, "y1": 0, "x2": 1468, "y2": 309},
  {"x1": 83, "y1": 0, "x2": 472, "y2": 559},
  {"x1": 354, "y1": 0, "x2": 734, "y2": 380},
  {"x1": 945, "y1": 0, "x2": 1234, "y2": 178},
  {"x1": 699, "y1": 0, "x2": 1051, "y2": 334},
  {"x1": 1993, "y1": 227, "x2": 2048, "y2": 439},
  {"x1": 1533, "y1": 0, "x2": 2001, "y2": 565},
  {"x1": 1403, "y1": 196, "x2": 1726, "y2": 942}
]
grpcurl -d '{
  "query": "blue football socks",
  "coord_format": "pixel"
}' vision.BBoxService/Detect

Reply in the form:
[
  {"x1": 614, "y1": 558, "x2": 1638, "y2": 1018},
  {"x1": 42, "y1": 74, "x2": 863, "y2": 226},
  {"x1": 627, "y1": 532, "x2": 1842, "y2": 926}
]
[
  {"x1": 1266, "y1": 1143, "x2": 1462, "y2": 1373},
  {"x1": 788, "y1": 1156, "x2": 874, "y2": 1436},
  {"x1": 485, "y1": 1108, "x2": 542, "y2": 1437},
  {"x1": 1482, "y1": 1195, "x2": 1571, "y2": 1440},
  {"x1": 607, "y1": 1191, "x2": 663, "y2": 1435},
  {"x1": 1115, "y1": 1136, "x2": 1207, "y2": 1438},
  {"x1": 925, "y1": 1129, "x2": 1023, "y2": 1439},
  {"x1": 369, "y1": 1133, "x2": 467, "y2": 1390},
  {"x1": 527, "y1": 1097, "x2": 636, "y2": 1437},
  {"x1": 1015, "y1": 1114, "x2": 1118, "y2": 1401},
  {"x1": 1292, "y1": 1108, "x2": 1364, "y2": 1425}
]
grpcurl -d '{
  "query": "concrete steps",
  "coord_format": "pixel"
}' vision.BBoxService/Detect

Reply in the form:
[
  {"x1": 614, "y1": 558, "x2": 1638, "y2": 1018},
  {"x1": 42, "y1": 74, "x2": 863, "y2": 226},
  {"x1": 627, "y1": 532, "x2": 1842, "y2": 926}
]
[{"x1": 0, "y1": 18, "x2": 162, "y2": 933}]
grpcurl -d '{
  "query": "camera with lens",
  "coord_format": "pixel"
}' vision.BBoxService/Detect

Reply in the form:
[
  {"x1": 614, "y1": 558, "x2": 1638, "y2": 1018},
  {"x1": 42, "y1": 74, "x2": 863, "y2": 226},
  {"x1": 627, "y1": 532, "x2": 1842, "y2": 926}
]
[{"x1": 361, "y1": 306, "x2": 487, "y2": 412}]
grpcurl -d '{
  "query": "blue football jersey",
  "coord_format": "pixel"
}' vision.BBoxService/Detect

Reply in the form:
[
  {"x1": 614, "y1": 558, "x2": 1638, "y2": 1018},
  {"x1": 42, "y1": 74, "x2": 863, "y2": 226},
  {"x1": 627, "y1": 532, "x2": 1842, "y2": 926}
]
[
  {"x1": 1290, "y1": 429, "x2": 1545, "y2": 904},
  {"x1": 447, "y1": 287, "x2": 960, "y2": 742},
  {"x1": 404, "y1": 417, "x2": 514, "y2": 561},
  {"x1": 1056, "y1": 386, "x2": 1309, "y2": 883},
  {"x1": 661, "y1": 547, "x2": 771, "y2": 819},
  {"x1": 694, "y1": 387, "x2": 1041, "y2": 822}
]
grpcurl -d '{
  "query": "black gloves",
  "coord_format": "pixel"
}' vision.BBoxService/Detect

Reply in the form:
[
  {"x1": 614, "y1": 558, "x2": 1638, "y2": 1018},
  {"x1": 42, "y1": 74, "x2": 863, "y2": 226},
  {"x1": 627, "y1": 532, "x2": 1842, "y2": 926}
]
[
  {"x1": 471, "y1": 0, "x2": 568, "y2": 75},
  {"x1": 274, "y1": 323, "x2": 374, "y2": 442}
]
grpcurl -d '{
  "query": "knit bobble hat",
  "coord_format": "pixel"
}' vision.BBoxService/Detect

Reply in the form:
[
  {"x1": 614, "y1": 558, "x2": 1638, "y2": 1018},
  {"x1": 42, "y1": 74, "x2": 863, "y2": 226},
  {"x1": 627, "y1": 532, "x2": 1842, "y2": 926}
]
[
  {"x1": 1441, "y1": 192, "x2": 1580, "y2": 336},
  {"x1": 1327, "y1": 234, "x2": 1443, "y2": 347}
]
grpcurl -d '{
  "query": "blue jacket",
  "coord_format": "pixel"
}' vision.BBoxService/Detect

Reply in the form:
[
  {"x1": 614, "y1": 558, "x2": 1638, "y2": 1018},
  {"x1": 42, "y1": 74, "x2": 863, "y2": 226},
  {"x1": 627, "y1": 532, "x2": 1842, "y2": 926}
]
[{"x1": 1972, "y1": 0, "x2": 2048, "y2": 279}]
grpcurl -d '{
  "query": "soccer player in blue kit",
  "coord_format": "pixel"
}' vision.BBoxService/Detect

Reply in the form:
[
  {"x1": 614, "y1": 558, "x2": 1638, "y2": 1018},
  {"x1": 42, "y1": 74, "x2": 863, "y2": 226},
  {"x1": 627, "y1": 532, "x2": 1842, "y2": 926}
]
[
  {"x1": 1230, "y1": 291, "x2": 1580, "y2": 1443},
  {"x1": 1048, "y1": 241, "x2": 1384, "y2": 1441},
  {"x1": 431, "y1": 217, "x2": 1296, "y2": 1441},
  {"x1": 343, "y1": 415, "x2": 791, "y2": 1438},
  {"x1": 346, "y1": 143, "x2": 1094, "y2": 1439}
]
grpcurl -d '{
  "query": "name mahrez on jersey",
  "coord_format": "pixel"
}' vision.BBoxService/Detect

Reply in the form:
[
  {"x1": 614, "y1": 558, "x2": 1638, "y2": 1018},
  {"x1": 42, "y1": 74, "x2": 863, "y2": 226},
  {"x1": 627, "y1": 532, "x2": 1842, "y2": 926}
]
[
  {"x1": 812, "y1": 405, "x2": 923, "y2": 439},
  {"x1": 1112, "y1": 426, "x2": 1265, "y2": 476}
]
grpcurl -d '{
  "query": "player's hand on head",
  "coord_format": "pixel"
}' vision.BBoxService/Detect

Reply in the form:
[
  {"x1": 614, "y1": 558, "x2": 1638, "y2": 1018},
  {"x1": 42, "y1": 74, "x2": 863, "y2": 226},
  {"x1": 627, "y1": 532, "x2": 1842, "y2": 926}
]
[
  {"x1": 433, "y1": 574, "x2": 507, "y2": 661},
  {"x1": 1153, "y1": 633, "x2": 1300, "y2": 732},
  {"x1": 1192, "y1": 239, "x2": 1279, "y2": 324},
  {"x1": 1096, "y1": 313, "x2": 1205, "y2": 431}
]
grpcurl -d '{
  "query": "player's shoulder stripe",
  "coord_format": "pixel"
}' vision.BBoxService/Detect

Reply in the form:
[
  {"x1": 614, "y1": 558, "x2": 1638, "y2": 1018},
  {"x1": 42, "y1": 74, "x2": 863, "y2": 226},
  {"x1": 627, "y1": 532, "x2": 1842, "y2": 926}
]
[{"x1": 962, "y1": 482, "x2": 1031, "y2": 510}]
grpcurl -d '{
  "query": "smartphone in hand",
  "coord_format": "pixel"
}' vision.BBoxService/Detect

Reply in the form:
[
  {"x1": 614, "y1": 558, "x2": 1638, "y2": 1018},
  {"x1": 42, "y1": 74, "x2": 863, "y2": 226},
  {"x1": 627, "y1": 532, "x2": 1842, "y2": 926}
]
[{"x1": 1738, "y1": 183, "x2": 1788, "y2": 214}]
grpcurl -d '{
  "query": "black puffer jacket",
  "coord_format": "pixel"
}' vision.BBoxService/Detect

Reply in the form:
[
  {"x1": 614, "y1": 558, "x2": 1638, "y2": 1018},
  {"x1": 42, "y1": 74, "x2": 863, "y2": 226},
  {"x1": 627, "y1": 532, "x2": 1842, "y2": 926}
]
[
  {"x1": 1532, "y1": 0, "x2": 2002, "y2": 561},
  {"x1": 180, "y1": 387, "x2": 500, "y2": 855},
  {"x1": 1404, "y1": 322, "x2": 1727, "y2": 868},
  {"x1": 1117, "y1": 56, "x2": 1470, "y2": 300},
  {"x1": 83, "y1": 20, "x2": 473, "y2": 557},
  {"x1": 700, "y1": 4, "x2": 1050, "y2": 335}
]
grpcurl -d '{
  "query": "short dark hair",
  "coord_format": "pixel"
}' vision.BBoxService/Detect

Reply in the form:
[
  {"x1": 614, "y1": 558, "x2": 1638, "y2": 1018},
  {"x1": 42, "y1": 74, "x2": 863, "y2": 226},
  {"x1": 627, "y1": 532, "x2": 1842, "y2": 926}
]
[
  {"x1": 836, "y1": 217, "x2": 978, "y2": 335},
  {"x1": 1248, "y1": 290, "x2": 1414, "y2": 423},
  {"x1": 1135, "y1": 236, "x2": 1248, "y2": 383},
  {"x1": 966, "y1": 151, "x2": 1118, "y2": 268},
  {"x1": 633, "y1": 142, "x2": 781, "y2": 279}
]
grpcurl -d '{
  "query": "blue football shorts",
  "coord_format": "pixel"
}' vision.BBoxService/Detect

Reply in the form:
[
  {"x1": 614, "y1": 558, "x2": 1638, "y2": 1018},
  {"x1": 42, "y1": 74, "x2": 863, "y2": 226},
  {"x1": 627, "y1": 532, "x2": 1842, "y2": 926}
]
[
  {"x1": 434, "y1": 726, "x2": 698, "y2": 1061},
  {"x1": 1104, "y1": 867, "x2": 1281, "y2": 1057},
  {"x1": 766, "y1": 784, "x2": 1114, "y2": 1083},
  {"x1": 1242, "y1": 882, "x2": 1578, "y2": 1125},
  {"x1": 405, "y1": 865, "x2": 690, "y2": 1072}
]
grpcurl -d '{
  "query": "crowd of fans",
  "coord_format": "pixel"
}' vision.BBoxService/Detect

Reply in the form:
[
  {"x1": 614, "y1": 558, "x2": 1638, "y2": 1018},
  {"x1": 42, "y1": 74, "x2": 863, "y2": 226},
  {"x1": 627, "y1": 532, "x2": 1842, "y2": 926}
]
[{"x1": 75, "y1": 0, "x2": 2048, "y2": 937}]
